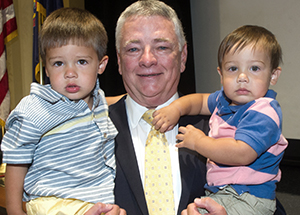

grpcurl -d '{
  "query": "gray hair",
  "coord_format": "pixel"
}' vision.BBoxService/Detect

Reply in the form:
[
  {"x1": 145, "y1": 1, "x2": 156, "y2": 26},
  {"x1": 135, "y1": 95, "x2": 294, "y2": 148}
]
[{"x1": 115, "y1": 0, "x2": 186, "y2": 52}]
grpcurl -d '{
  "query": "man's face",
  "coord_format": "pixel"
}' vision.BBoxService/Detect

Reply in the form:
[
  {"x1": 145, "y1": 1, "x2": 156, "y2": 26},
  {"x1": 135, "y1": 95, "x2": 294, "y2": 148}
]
[{"x1": 117, "y1": 15, "x2": 187, "y2": 108}]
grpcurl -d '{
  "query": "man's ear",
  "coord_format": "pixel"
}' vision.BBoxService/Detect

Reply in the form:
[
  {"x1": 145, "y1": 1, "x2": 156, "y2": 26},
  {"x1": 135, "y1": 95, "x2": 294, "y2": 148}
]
[
  {"x1": 98, "y1": 56, "x2": 109, "y2": 75},
  {"x1": 270, "y1": 67, "x2": 282, "y2": 85},
  {"x1": 180, "y1": 44, "x2": 188, "y2": 73},
  {"x1": 117, "y1": 51, "x2": 122, "y2": 75}
]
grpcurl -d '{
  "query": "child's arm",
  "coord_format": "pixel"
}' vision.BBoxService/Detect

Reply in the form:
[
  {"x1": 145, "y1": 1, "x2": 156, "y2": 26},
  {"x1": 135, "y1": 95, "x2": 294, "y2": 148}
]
[
  {"x1": 153, "y1": 93, "x2": 211, "y2": 132},
  {"x1": 176, "y1": 125, "x2": 257, "y2": 166},
  {"x1": 106, "y1": 94, "x2": 126, "y2": 106},
  {"x1": 5, "y1": 164, "x2": 28, "y2": 215}
]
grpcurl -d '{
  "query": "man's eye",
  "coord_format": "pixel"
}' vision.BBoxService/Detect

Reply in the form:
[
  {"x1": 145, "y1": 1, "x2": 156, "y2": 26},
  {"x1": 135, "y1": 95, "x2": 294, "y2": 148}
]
[
  {"x1": 54, "y1": 61, "x2": 63, "y2": 66},
  {"x1": 128, "y1": 47, "x2": 138, "y2": 52},
  {"x1": 158, "y1": 46, "x2": 167, "y2": 50},
  {"x1": 78, "y1": 59, "x2": 87, "y2": 65},
  {"x1": 251, "y1": 66, "x2": 260, "y2": 71},
  {"x1": 229, "y1": 66, "x2": 237, "y2": 72}
]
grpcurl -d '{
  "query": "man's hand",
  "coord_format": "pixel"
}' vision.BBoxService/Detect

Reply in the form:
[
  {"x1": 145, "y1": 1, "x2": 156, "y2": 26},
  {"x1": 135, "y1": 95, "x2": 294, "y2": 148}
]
[
  {"x1": 84, "y1": 203, "x2": 126, "y2": 215},
  {"x1": 181, "y1": 198, "x2": 227, "y2": 215}
]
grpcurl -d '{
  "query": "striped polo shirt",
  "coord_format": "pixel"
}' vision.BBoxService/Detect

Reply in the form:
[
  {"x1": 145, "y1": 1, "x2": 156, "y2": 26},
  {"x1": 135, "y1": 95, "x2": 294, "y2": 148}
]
[
  {"x1": 1, "y1": 81, "x2": 117, "y2": 204},
  {"x1": 205, "y1": 89, "x2": 288, "y2": 199}
]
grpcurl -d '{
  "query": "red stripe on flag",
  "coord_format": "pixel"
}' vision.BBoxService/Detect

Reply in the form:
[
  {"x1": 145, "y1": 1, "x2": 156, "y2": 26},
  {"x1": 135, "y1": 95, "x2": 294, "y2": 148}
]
[
  {"x1": 0, "y1": 71, "x2": 9, "y2": 104},
  {"x1": 3, "y1": 17, "x2": 18, "y2": 40},
  {"x1": 0, "y1": 31, "x2": 4, "y2": 55},
  {"x1": 1, "y1": 0, "x2": 14, "y2": 10},
  {"x1": 0, "y1": 0, "x2": 17, "y2": 125}
]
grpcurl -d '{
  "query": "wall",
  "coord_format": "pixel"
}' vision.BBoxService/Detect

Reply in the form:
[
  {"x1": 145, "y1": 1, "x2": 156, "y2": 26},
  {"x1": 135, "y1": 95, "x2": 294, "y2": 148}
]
[{"x1": 191, "y1": 0, "x2": 300, "y2": 139}]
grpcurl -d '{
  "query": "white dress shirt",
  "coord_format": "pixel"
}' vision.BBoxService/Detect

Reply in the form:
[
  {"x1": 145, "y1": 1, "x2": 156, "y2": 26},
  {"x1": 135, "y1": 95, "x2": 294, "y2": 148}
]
[{"x1": 125, "y1": 93, "x2": 181, "y2": 214}]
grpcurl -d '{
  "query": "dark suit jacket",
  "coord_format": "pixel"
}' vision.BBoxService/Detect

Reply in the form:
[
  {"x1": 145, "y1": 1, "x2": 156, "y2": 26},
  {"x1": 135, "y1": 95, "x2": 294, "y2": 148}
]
[{"x1": 109, "y1": 95, "x2": 210, "y2": 215}]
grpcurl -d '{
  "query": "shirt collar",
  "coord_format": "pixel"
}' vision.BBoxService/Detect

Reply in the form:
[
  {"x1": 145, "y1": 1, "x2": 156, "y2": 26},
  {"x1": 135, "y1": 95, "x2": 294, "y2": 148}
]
[
  {"x1": 125, "y1": 93, "x2": 179, "y2": 129},
  {"x1": 265, "y1": 89, "x2": 277, "y2": 99},
  {"x1": 217, "y1": 89, "x2": 277, "y2": 116},
  {"x1": 92, "y1": 79, "x2": 104, "y2": 108},
  {"x1": 30, "y1": 82, "x2": 63, "y2": 103}
]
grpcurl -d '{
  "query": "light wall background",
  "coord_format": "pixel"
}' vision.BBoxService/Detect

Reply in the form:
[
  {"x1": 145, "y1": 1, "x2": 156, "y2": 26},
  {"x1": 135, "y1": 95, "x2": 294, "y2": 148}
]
[{"x1": 6, "y1": 0, "x2": 299, "y2": 139}]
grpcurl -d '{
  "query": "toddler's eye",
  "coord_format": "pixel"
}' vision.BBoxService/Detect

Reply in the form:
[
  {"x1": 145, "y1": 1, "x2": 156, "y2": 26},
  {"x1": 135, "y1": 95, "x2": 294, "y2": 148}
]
[
  {"x1": 54, "y1": 61, "x2": 63, "y2": 67},
  {"x1": 251, "y1": 66, "x2": 260, "y2": 71},
  {"x1": 78, "y1": 59, "x2": 87, "y2": 65},
  {"x1": 229, "y1": 66, "x2": 237, "y2": 72}
]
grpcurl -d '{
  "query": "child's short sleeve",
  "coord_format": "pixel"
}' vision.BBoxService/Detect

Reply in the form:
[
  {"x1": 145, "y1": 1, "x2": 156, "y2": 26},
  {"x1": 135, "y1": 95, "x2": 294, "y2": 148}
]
[
  {"x1": 1, "y1": 102, "x2": 42, "y2": 164},
  {"x1": 235, "y1": 98, "x2": 283, "y2": 156},
  {"x1": 207, "y1": 90, "x2": 222, "y2": 114}
]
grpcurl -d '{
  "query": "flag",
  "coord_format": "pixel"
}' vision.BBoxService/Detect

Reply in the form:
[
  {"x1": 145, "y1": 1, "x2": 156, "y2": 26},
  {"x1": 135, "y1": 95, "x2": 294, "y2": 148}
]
[
  {"x1": 32, "y1": 0, "x2": 63, "y2": 84},
  {"x1": 0, "y1": 0, "x2": 17, "y2": 128}
]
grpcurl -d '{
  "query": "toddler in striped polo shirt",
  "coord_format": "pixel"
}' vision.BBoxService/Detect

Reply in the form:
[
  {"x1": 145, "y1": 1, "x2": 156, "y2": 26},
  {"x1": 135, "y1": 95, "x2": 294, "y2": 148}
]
[
  {"x1": 1, "y1": 7, "x2": 123, "y2": 215},
  {"x1": 153, "y1": 25, "x2": 288, "y2": 215}
]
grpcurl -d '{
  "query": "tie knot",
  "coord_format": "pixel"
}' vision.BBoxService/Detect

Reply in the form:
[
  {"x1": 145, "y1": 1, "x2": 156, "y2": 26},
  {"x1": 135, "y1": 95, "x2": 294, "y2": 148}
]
[{"x1": 142, "y1": 109, "x2": 155, "y2": 125}]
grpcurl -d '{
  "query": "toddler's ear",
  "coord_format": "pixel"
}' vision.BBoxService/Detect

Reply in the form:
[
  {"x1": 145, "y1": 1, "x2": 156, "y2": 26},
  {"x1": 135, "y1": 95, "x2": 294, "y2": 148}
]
[
  {"x1": 45, "y1": 68, "x2": 50, "y2": 77},
  {"x1": 98, "y1": 56, "x2": 109, "y2": 75},
  {"x1": 270, "y1": 67, "x2": 282, "y2": 85},
  {"x1": 217, "y1": 67, "x2": 223, "y2": 85}
]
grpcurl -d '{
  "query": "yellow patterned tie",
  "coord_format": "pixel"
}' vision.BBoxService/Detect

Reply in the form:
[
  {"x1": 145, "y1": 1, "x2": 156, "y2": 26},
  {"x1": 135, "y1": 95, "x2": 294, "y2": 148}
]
[{"x1": 142, "y1": 109, "x2": 175, "y2": 215}]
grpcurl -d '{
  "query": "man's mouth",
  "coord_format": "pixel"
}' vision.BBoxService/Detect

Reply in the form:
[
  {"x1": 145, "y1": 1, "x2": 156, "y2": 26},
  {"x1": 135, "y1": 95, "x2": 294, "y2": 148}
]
[{"x1": 138, "y1": 73, "x2": 161, "y2": 77}]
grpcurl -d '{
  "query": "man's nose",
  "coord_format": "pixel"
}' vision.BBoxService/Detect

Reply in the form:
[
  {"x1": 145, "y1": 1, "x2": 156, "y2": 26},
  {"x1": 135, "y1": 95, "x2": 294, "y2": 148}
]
[{"x1": 139, "y1": 46, "x2": 157, "y2": 67}]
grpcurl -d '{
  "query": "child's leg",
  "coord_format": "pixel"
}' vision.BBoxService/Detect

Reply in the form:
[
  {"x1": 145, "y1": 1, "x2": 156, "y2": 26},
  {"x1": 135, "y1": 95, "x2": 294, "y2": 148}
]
[
  {"x1": 197, "y1": 185, "x2": 276, "y2": 215},
  {"x1": 26, "y1": 196, "x2": 95, "y2": 215}
]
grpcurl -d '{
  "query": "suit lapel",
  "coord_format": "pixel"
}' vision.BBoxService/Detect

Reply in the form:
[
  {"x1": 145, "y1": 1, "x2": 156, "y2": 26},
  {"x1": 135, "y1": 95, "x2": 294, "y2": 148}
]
[
  {"x1": 110, "y1": 97, "x2": 149, "y2": 215},
  {"x1": 177, "y1": 118, "x2": 196, "y2": 213}
]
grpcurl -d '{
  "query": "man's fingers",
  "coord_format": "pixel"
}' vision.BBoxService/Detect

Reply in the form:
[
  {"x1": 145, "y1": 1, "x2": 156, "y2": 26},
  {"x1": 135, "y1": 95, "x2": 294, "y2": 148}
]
[
  {"x1": 119, "y1": 208, "x2": 127, "y2": 215},
  {"x1": 106, "y1": 204, "x2": 127, "y2": 215},
  {"x1": 84, "y1": 203, "x2": 113, "y2": 215},
  {"x1": 194, "y1": 197, "x2": 227, "y2": 215}
]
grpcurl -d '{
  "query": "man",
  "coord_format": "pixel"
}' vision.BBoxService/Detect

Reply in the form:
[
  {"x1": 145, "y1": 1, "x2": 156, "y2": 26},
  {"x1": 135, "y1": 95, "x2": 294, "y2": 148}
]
[
  {"x1": 109, "y1": 1, "x2": 211, "y2": 214},
  {"x1": 88, "y1": 1, "x2": 285, "y2": 214}
]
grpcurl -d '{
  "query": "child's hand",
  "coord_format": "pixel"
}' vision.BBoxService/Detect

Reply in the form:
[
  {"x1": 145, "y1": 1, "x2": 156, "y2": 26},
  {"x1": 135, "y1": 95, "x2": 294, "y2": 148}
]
[
  {"x1": 152, "y1": 105, "x2": 181, "y2": 133},
  {"x1": 176, "y1": 125, "x2": 206, "y2": 151}
]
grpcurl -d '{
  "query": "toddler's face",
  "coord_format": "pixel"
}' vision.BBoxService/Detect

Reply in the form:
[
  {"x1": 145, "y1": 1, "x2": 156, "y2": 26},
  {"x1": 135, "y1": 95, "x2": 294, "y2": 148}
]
[
  {"x1": 218, "y1": 45, "x2": 281, "y2": 106},
  {"x1": 45, "y1": 44, "x2": 107, "y2": 109}
]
